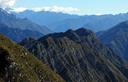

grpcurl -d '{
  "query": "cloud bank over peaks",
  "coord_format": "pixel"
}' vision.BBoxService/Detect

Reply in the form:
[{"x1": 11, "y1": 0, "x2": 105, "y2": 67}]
[{"x1": 12, "y1": 6, "x2": 80, "y2": 14}]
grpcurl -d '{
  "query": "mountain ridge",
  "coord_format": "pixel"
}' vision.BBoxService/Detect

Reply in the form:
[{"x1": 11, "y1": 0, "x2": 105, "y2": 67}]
[
  {"x1": 0, "y1": 8, "x2": 51, "y2": 34},
  {"x1": 0, "y1": 22, "x2": 43, "y2": 42},
  {"x1": 16, "y1": 10, "x2": 128, "y2": 32},
  {"x1": 98, "y1": 20, "x2": 128, "y2": 60},
  {"x1": 0, "y1": 8, "x2": 52, "y2": 41},
  {"x1": 20, "y1": 28, "x2": 128, "y2": 82}
]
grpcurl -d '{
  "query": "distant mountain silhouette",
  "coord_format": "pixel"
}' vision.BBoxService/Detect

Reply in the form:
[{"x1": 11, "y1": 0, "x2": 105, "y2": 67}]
[
  {"x1": 16, "y1": 10, "x2": 128, "y2": 32},
  {"x1": 0, "y1": 22, "x2": 43, "y2": 42},
  {"x1": 0, "y1": 8, "x2": 51, "y2": 34},
  {"x1": 0, "y1": 8, "x2": 52, "y2": 41},
  {"x1": 15, "y1": 10, "x2": 79, "y2": 27},
  {"x1": 99, "y1": 21, "x2": 128, "y2": 61}
]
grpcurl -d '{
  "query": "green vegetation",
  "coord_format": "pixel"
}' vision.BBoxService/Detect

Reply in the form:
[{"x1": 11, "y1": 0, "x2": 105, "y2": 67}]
[{"x1": 0, "y1": 34, "x2": 65, "y2": 82}]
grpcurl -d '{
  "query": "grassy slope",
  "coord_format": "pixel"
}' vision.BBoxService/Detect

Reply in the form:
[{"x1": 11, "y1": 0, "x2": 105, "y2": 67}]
[{"x1": 0, "y1": 34, "x2": 65, "y2": 82}]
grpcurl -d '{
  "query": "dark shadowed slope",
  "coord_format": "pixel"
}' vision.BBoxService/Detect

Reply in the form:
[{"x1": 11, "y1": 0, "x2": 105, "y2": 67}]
[
  {"x1": 0, "y1": 34, "x2": 65, "y2": 82},
  {"x1": 99, "y1": 21, "x2": 128, "y2": 61},
  {"x1": 20, "y1": 28, "x2": 128, "y2": 82}
]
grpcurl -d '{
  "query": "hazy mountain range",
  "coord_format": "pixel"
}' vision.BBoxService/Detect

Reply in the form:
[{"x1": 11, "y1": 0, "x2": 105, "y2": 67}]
[
  {"x1": 0, "y1": 22, "x2": 43, "y2": 42},
  {"x1": 0, "y1": 8, "x2": 52, "y2": 41},
  {"x1": 16, "y1": 10, "x2": 128, "y2": 32}
]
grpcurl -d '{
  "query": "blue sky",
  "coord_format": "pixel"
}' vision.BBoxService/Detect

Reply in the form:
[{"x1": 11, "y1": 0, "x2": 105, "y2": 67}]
[{"x1": 1, "y1": 0, "x2": 128, "y2": 15}]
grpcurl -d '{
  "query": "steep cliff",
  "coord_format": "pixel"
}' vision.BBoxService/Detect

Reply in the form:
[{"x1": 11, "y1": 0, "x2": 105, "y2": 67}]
[{"x1": 21, "y1": 28, "x2": 128, "y2": 82}]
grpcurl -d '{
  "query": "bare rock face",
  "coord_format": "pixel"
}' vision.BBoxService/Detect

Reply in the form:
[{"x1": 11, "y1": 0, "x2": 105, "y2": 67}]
[{"x1": 21, "y1": 28, "x2": 128, "y2": 82}]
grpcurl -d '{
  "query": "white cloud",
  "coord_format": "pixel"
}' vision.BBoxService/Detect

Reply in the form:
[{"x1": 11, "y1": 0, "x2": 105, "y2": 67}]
[
  {"x1": 12, "y1": 7, "x2": 27, "y2": 12},
  {"x1": 0, "y1": 0, "x2": 16, "y2": 8},
  {"x1": 32, "y1": 6, "x2": 80, "y2": 14},
  {"x1": 12, "y1": 6, "x2": 80, "y2": 14}
]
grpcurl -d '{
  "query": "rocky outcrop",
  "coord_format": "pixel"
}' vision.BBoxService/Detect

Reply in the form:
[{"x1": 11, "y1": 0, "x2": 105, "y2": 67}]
[{"x1": 21, "y1": 28, "x2": 128, "y2": 82}]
